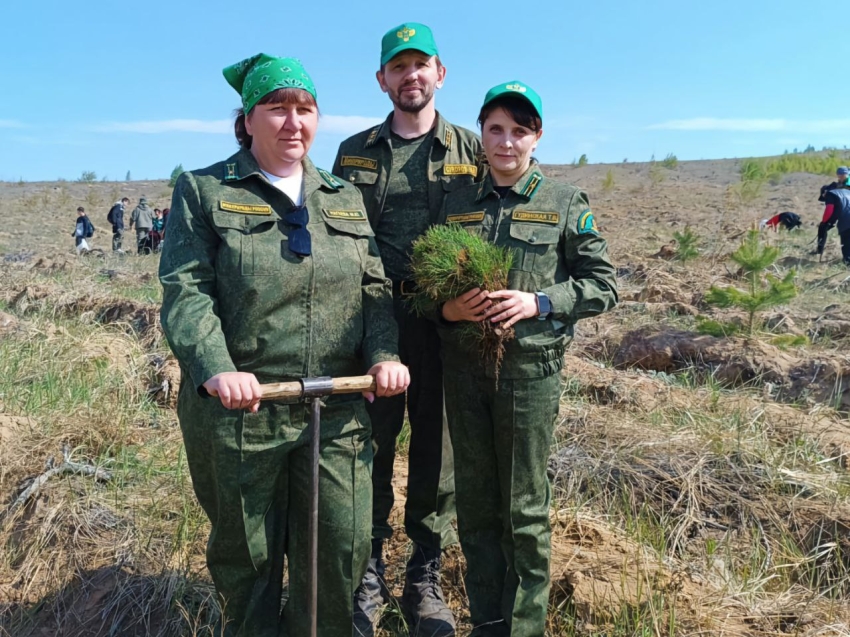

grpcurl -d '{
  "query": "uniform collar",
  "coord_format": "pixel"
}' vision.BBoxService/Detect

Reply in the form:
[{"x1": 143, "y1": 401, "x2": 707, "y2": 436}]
[
  {"x1": 222, "y1": 148, "x2": 342, "y2": 195},
  {"x1": 475, "y1": 162, "x2": 544, "y2": 203},
  {"x1": 366, "y1": 111, "x2": 454, "y2": 149}
]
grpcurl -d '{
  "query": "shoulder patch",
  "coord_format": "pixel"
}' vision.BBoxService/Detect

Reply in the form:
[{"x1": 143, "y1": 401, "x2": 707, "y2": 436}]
[
  {"x1": 577, "y1": 209, "x2": 599, "y2": 235},
  {"x1": 520, "y1": 172, "x2": 544, "y2": 199},
  {"x1": 512, "y1": 210, "x2": 559, "y2": 224},
  {"x1": 219, "y1": 201, "x2": 272, "y2": 215},
  {"x1": 446, "y1": 211, "x2": 486, "y2": 224},
  {"x1": 444, "y1": 128, "x2": 453, "y2": 150},
  {"x1": 341, "y1": 156, "x2": 378, "y2": 170},
  {"x1": 317, "y1": 168, "x2": 343, "y2": 190},
  {"x1": 323, "y1": 209, "x2": 366, "y2": 221},
  {"x1": 444, "y1": 164, "x2": 478, "y2": 177},
  {"x1": 224, "y1": 163, "x2": 238, "y2": 181}
]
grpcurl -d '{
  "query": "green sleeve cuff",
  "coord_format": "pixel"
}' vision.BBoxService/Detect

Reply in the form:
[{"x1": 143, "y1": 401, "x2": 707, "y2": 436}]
[{"x1": 541, "y1": 283, "x2": 576, "y2": 321}]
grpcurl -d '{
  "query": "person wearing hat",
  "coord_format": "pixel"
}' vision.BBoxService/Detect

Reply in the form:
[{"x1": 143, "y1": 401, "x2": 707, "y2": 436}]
[
  {"x1": 818, "y1": 173, "x2": 850, "y2": 263},
  {"x1": 332, "y1": 22, "x2": 482, "y2": 636},
  {"x1": 434, "y1": 82, "x2": 618, "y2": 635},
  {"x1": 159, "y1": 53, "x2": 409, "y2": 636},
  {"x1": 129, "y1": 196, "x2": 154, "y2": 254},
  {"x1": 814, "y1": 167, "x2": 850, "y2": 256}
]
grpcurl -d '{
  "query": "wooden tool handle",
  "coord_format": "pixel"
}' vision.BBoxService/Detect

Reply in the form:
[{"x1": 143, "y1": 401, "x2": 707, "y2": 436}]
[{"x1": 259, "y1": 375, "x2": 377, "y2": 401}]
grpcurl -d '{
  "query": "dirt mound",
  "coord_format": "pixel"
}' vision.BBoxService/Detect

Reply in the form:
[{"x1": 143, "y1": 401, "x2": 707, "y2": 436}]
[
  {"x1": 611, "y1": 326, "x2": 850, "y2": 410},
  {"x1": 148, "y1": 356, "x2": 181, "y2": 409}
]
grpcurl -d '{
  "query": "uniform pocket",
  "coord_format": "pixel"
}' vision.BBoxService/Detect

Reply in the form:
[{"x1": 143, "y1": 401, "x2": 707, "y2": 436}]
[
  {"x1": 508, "y1": 224, "x2": 561, "y2": 273},
  {"x1": 212, "y1": 211, "x2": 282, "y2": 276},
  {"x1": 322, "y1": 216, "x2": 374, "y2": 275}
]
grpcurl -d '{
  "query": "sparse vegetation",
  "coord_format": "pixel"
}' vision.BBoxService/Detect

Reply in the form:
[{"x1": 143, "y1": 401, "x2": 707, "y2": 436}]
[
  {"x1": 661, "y1": 153, "x2": 678, "y2": 169},
  {"x1": 649, "y1": 162, "x2": 666, "y2": 186},
  {"x1": 577, "y1": 154, "x2": 588, "y2": 167},
  {"x1": 601, "y1": 169, "x2": 615, "y2": 193},
  {"x1": 125, "y1": 170, "x2": 132, "y2": 181},
  {"x1": 77, "y1": 170, "x2": 97, "y2": 183}
]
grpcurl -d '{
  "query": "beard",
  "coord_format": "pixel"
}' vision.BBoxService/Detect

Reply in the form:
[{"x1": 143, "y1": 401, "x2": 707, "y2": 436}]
[{"x1": 388, "y1": 82, "x2": 435, "y2": 113}]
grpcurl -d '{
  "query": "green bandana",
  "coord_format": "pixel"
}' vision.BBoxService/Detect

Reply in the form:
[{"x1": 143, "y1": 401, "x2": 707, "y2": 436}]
[{"x1": 222, "y1": 53, "x2": 317, "y2": 113}]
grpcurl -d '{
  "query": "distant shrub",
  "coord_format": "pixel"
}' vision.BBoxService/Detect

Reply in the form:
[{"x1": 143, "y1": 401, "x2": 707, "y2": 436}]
[
  {"x1": 649, "y1": 163, "x2": 666, "y2": 186},
  {"x1": 673, "y1": 226, "x2": 700, "y2": 262},
  {"x1": 78, "y1": 170, "x2": 97, "y2": 183},
  {"x1": 125, "y1": 170, "x2": 132, "y2": 182},
  {"x1": 577, "y1": 154, "x2": 589, "y2": 167},
  {"x1": 602, "y1": 169, "x2": 615, "y2": 193},
  {"x1": 661, "y1": 153, "x2": 678, "y2": 169},
  {"x1": 169, "y1": 164, "x2": 184, "y2": 187}
]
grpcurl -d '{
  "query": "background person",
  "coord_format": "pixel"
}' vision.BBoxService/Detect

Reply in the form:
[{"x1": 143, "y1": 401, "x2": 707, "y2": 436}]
[
  {"x1": 159, "y1": 53, "x2": 409, "y2": 637},
  {"x1": 107, "y1": 196, "x2": 129, "y2": 253},
  {"x1": 129, "y1": 196, "x2": 153, "y2": 254},
  {"x1": 72, "y1": 206, "x2": 95, "y2": 254},
  {"x1": 333, "y1": 24, "x2": 482, "y2": 636},
  {"x1": 436, "y1": 82, "x2": 618, "y2": 636}
]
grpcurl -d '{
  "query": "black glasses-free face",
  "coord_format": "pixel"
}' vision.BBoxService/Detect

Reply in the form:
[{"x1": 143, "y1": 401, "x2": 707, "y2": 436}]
[{"x1": 283, "y1": 206, "x2": 311, "y2": 257}]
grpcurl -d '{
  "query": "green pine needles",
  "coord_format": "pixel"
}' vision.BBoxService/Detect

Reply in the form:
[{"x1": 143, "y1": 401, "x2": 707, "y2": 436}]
[
  {"x1": 703, "y1": 229, "x2": 797, "y2": 335},
  {"x1": 409, "y1": 224, "x2": 515, "y2": 373},
  {"x1": 673, "y1": 226, "x2": 700, "y2": 262}
]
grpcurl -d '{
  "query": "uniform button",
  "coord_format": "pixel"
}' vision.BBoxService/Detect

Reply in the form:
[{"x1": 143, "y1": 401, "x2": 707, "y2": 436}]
[
  {"x1": 529, "y1": 236, "x2": 537, "y2": 243},
  {"x1": 349, "y1": 175, "x2": 356, "y2": 182}
]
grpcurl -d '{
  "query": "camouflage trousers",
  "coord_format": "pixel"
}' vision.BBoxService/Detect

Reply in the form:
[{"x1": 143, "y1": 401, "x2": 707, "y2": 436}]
[
  {"x1": 365, "y1": 297, "x2": 456, "y2": 550},
  {"x1": 443, "y1": 368, "x2": 562, "y2": 637},
  {"x1": 177, "y1": 378, "x2": 373, "y2": 637},
  {"x1": 112, "y1": 227, "x2": 124, "y2": 252}
]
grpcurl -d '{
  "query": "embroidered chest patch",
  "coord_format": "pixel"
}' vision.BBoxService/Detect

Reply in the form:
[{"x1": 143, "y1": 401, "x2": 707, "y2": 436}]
[
  {"x1": 219, "y1": 201, "x2": 272, "y2": 215},
  {"x1": 323, "y1": 209, "x2": 367, "y2": 221},
  {"x1": 512, "y1": 210, "x2": 559, "y2": 224},
  {"x1": 443, "y1": 164, "x2": 478, "y2": 177},
  {"x1": 340, "y1": 156, "x2": 378, "y2": 170},
  {"x1": 446, "y1": 211, "x2": 485, "y2": 224}
]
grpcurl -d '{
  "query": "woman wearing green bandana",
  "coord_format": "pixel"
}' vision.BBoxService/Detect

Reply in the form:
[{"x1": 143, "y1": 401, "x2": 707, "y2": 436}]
[
  {"x1": 432, "y1": 82, "x2": 618, "y2": 635},
  {"x1": 159, "y1": 54, "x2": 409, "y2": 636}
]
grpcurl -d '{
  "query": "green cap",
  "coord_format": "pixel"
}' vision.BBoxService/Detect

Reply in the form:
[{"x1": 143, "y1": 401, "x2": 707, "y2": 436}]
[
  {"x1": 223, "y1": 53, "x2": 317, "y2": 113},
  {"x1": 482, "y1": 81, "x2": 543, "y2": 122},
  {"x1": 380, "y1": 23, "x2": 439, "y2": 66}
]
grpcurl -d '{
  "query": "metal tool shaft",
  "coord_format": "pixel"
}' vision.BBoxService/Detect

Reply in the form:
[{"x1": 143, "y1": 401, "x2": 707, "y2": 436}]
[{"x1": 307, "y1": 396, "x2": 321, "y2": 637}]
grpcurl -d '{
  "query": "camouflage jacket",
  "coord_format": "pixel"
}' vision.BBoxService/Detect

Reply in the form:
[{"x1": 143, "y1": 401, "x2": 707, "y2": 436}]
[
  {"x1": 159, "y1": 149, "x2": 399, "y2": 393},
  {"x1": 436, "y1": 163, "x2": 618, "y2": 378},
  {"x1": 332, "y1": 112, "x2": 483, "y2": 235}
]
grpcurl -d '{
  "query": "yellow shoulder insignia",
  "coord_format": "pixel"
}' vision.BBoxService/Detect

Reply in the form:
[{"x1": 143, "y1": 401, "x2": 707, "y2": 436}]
[
  {"x1": 520, "y1": 172, "x2": 543, "y2": 199},
  {"x1": 444, "y1": 128, "x2": 453, "y2": 150},
  {"x1": 577, "y1": 209, "x2": 599, "y2": 235},
  {"x1": 365, "y1": 127, "x2": 379, "y2": 147},
  {"x1": 224, "y1": 163, "x2": 238, "y2": 181},
  {"x1": 317, "y1": 168, "x2": 343, "y2": 190}
]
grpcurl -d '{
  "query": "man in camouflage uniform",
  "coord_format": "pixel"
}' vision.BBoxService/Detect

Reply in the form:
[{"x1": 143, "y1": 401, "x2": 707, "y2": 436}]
[
  {"x1": 160, "y1": 54, "x2": 407, "y2": 637},
  {"x1": 333, "y1": 22, "x2": 482, "y2": 637},
  {"x1": 436, "y1": 82, "x2": 618, "y2": 636}
]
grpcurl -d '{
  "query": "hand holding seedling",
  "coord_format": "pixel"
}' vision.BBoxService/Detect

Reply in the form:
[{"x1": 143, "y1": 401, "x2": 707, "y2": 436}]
[
  {"x1": 441, "y1": 287, "x2": 492, "y2": 322},
  {"x1": 484, "y1": 290, "x2": 539, "y2": 329}
]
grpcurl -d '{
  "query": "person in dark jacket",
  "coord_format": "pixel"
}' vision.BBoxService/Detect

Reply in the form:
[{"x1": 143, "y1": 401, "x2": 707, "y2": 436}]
[
  {"x1": 822, "y1": 184, "x2": 850, "y2": 263},
  {"x1": 814, "y1": 171, "x2": 850, "y2": 257},
  {"x1": 107, "y1": 197, "x2": 130, "y2": 252},
  {"x1": 819, "y1": 166, "x2": 850, "y2": 202},
  {"x1": 72, "y1": 206, "x2": 95, "y2": 254}
]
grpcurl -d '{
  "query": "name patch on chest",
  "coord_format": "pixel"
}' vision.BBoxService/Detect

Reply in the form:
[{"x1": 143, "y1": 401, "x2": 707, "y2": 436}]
[
  {"x1": 512, "y1": 210, "x2": 560, "y2": 224},
  {"x1": 219, "y1": 201, "x2": 272, "y2": 215},
  {"x1": 444, "y1": 164, "x2": 478, "y2": 177},
  {"x1": 324, "y1": 209, "x2": 367, "y2": 221},
  {"x1": 340, "y1": 156, "x2": 378, "y2": 170},
  {"x1": 446, "y1": 211, "x2": 485, "y2": 224}
]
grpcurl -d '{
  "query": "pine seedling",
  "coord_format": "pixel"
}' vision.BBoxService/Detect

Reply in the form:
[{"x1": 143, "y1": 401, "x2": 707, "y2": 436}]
[
  {"x1": 409, "y1": 224, "x2": 514, "y2": 375},
  {"x1": 673, "y1": 226, "x2": 700, "y2": 262},
  {"x1": 704, "y1": 229, "x2": 796, "y2": 335}
]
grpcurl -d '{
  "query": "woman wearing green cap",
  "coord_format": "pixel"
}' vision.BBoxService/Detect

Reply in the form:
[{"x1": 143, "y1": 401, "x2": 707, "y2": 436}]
[
  {"x1": 433, "y1": 82, "x2": 618, "y2": 635},
  {"x1": 159, "y1": 53, "x2": 409, "y2": 636}
]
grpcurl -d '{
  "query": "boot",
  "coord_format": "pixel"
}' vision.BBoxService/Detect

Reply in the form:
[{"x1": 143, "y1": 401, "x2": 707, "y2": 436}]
[
  {"x1": 353, "y1": 539, "x2": 390, "y2": 637},
  {"x1": 401, "y1": 544, "x2": 456, "y2": 636}
]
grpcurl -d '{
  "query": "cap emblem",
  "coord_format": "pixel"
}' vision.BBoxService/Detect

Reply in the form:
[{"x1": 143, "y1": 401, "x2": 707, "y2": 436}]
[
  {"x1": 506, "y1": 83, "x2": 527, "y2": 93},
  {"x1": 397, "y1": 27, "x2": 416, "y2": 42}
]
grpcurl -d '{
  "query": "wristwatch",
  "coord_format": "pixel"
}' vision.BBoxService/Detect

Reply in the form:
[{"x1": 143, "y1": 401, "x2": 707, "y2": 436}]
[{"x1": 535, "y1": 292, "x2": 552, "y2": 320}]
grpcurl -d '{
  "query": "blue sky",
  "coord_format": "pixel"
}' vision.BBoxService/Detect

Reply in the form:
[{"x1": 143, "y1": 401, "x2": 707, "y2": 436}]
[{"x1": 0, "y1": 0, "x2": 844, "y2": 182}]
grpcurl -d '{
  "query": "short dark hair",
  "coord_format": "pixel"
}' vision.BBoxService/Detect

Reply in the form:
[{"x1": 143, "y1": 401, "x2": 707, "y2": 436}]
[
  {"x1": 233, "y1": 88, "x2": 319, "y2": 150},
  {"x1": 121, "y1": 197, "x2": 130, "y2": 203},
  {"x1": 477, "y1": 95, "x2": 542, "y2": 133},
  {"x1": 77, "y1": 206, "x2": 85, "y2": 212}
]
